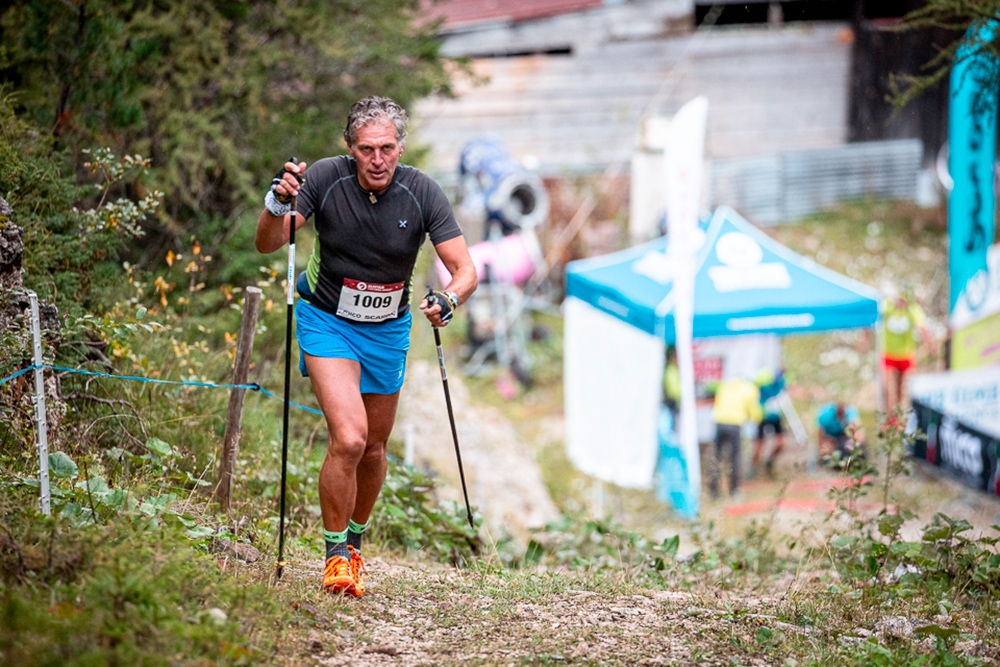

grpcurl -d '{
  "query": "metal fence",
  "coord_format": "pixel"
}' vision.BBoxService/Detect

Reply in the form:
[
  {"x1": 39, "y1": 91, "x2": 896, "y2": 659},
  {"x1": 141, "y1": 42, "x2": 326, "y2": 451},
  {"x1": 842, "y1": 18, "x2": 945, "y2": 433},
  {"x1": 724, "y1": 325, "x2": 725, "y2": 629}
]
[{"x1": 709, "y1": 139, "x2": 924, "y2": 225}]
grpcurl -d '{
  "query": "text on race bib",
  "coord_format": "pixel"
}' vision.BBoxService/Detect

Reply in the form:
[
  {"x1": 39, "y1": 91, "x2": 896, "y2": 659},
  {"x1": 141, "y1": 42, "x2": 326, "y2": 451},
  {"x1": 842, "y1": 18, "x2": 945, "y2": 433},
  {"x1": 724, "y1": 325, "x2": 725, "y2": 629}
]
[{"x1": 337, "y1": 278, "x2": 404, "y2": 322}]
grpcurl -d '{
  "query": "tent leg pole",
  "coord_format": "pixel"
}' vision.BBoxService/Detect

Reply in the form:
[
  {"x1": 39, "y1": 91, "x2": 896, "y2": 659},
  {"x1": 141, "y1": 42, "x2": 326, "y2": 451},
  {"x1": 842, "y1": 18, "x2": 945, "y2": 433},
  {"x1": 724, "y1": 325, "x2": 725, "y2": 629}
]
[
  {"x1": 592, "y1": 479, "x2": 605, "y2": 518},
  {"x1": 875, "y1": 319, "x2": 886, "y2": 416}
]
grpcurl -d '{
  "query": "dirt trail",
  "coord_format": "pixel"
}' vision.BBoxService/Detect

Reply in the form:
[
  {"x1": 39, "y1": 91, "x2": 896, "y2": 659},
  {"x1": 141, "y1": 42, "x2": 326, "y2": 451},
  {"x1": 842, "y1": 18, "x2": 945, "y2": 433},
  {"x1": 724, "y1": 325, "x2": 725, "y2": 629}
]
[
  {"x1": 395, "y1": 359, "x2": 560, "y2": 546},
  {"x1": 295, "y1": 557, "x2": 742, "y2": 667},
  {"x1": 287, "y1": 553, "x2": 999, "y2": 667},
  {"x1": 278, "y1": 362, "x2": 1000, "y2": 667}
]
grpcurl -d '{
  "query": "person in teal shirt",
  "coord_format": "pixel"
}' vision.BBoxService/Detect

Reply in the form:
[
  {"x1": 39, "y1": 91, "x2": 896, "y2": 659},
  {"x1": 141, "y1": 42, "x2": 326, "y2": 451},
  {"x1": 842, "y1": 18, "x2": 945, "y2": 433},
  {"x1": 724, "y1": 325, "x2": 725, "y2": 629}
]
[
  {"x1": 752, "y1": 368, "x2": 786, "y2": 477},
  {"x1": 817, "y1": 401, "x2": 864, "y2": 459}
]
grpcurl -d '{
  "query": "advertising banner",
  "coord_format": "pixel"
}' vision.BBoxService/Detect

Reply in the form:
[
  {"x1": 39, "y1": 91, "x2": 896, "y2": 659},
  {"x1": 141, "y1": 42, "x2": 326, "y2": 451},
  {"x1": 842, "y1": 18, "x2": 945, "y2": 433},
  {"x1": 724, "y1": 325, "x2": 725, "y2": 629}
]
[
  {"x1": 952, "y1": 310, "x2": 1000, "y2": 369},
  {"x1": 661, "y1": 95, "x2": 709, "y2": 518},
  {"x1": 951, "y1": 244, "x2": 1000, "y2": 369},
  {"x1": 911, "y1": 400, "x2": 1000, "y2": 496},
  {"x1": 910, "y1": 367, "x2": 1000, "y2": 438},
  {"x1": 948, "y1": 21, "x2": 999, "y2": 329}
]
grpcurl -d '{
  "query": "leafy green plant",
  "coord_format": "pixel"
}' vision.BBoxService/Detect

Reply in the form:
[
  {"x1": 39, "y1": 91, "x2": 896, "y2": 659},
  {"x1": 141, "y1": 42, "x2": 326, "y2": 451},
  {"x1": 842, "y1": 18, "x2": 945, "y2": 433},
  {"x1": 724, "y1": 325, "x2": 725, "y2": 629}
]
[
  {"x1": 819, "y1": 410, "x2": 1000, "y2": 624},
  {"x1": 371, "y1": 458, "x2": 481, "y2": 565},
  {"x1": 823, "y1": 408, "x2": 918, "y2": 583}
]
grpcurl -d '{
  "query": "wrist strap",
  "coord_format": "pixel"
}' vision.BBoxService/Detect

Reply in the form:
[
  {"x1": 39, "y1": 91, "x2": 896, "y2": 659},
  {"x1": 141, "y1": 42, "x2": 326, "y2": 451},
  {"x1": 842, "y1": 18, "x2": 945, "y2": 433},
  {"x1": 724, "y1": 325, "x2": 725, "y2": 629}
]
[{"x1": 264, "y1": 190, "x2": 291, "y2": 217}]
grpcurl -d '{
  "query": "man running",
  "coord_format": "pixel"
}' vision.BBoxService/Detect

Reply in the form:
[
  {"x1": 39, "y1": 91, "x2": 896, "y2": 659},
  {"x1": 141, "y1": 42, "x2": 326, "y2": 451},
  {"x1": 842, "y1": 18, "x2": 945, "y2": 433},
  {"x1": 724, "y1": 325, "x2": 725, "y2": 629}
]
[{"x1": 256, "y1": 96, "x2": 478, "y2": 597}]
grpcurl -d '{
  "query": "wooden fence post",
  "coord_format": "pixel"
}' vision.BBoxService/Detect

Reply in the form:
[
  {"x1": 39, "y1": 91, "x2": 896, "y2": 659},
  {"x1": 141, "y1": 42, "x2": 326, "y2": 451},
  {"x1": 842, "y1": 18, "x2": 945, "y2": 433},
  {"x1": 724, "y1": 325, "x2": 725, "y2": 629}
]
[{"x1": 215, "y1": 286, "x2": 262, "y2": 511}]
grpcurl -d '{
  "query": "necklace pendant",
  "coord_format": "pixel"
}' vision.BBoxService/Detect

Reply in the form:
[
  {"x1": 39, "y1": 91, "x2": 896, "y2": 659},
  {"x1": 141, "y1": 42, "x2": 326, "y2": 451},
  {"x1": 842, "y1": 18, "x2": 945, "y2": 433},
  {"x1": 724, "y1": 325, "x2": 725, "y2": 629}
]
[{"x1": 369, "y1": 192, "x2": 377, "y2": 204}]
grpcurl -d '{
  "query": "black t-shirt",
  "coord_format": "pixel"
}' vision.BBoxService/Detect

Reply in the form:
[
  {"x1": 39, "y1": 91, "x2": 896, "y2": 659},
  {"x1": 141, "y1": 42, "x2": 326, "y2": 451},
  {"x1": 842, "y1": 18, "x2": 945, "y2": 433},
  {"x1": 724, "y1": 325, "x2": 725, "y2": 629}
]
[{"x1": 297, "y1": 156, "x2": 462, "y2": 322}]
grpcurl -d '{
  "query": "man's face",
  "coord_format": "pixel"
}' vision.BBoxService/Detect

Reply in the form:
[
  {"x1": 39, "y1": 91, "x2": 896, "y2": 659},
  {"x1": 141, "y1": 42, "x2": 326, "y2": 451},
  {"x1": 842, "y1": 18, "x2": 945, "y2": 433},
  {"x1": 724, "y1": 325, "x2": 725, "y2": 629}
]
[{"x1": 349, "y1": 121, "x2": 403, "y2": 194}]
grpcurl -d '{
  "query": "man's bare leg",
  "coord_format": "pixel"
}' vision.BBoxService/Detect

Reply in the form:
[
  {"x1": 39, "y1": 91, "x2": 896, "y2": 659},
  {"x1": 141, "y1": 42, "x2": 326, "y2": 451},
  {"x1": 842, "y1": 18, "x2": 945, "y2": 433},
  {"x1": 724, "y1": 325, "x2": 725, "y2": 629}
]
[
  {"x1": 885, "y1": 367, "x2": 902, "y2": 412},
  {"x1": 894, "y1": 370, "x2": 907, "y2": 411},
  {"x1": 305, "y1": 355, "x2": 368, "y2": 533},
  {"x1": 352, "y1": 392, "x2": 399, "y2": 525}
]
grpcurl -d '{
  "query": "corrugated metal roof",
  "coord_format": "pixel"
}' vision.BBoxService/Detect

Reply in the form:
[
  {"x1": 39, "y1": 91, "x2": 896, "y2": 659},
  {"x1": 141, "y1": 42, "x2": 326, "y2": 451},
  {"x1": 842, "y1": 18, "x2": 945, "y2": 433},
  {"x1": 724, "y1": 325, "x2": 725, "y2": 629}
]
[{"x1": 421, "y1": 0, "x2": 604, "y2": 31}]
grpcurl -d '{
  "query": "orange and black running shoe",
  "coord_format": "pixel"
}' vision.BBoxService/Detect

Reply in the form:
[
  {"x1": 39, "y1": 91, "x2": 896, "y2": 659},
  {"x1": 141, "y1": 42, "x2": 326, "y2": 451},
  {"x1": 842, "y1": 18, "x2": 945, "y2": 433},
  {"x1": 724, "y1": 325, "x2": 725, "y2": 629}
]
[
  {"x1": 347, "y1": 545, "x2": 366, "y2": 598},
  {"x1": 322, "y1": 554, "x2": 358, "y2": 597}
]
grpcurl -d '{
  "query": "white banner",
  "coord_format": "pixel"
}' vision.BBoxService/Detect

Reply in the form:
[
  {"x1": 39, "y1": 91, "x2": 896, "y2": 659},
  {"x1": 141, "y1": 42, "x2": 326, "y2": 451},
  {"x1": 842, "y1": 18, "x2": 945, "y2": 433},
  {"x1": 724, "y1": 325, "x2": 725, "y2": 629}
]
[
  {"x1": 663, "y1": 96, "x2": 708, "y2": 516},
  {"x1": 910, "y1": 367, "x2": 1000, "y2": 439}
]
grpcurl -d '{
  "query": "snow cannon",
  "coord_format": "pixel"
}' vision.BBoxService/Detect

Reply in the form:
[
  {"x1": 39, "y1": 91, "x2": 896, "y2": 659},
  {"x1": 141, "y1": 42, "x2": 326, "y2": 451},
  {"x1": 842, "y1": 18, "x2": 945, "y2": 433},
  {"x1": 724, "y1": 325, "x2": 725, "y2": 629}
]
[{"x1": 458, "y1": 137, "x2": 549, "y2": 235}]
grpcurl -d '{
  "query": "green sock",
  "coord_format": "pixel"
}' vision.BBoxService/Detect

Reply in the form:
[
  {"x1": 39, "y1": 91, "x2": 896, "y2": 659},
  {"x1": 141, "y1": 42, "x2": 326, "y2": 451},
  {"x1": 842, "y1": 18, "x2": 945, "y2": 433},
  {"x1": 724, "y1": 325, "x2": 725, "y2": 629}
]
[
  {"x1": 324, "y1": 528, "x2": 349, "y2": 561},
  {"x1": 347, "y1": 519, "x2": 368, "y2": 553}
]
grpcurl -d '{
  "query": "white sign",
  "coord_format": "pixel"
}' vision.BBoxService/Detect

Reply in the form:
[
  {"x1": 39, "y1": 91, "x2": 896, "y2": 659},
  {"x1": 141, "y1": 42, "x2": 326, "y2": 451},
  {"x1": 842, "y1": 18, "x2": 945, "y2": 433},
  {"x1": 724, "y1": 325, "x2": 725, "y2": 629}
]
[
  {"x1": 910, "y1": 367, "x2": 1000, "y2": 438},
  {"x1": 664, "y1": 96, "x2": 709, "y2": 517}
]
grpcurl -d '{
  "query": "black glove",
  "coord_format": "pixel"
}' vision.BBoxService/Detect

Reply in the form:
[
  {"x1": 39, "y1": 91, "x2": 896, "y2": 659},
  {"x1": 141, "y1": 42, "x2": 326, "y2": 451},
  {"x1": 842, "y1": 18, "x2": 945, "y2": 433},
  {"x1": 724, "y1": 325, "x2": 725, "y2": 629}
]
[
  {"x1": 270, "y1": 157, "x2": 304, "y2": 204},
  {"x1": 425, "y1": 287, "x2": 459, "y2": 325}
]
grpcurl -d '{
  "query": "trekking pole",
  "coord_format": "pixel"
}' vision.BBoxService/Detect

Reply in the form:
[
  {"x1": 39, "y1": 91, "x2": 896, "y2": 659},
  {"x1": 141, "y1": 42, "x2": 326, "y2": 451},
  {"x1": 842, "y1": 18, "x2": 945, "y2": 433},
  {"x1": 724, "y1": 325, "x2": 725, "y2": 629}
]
[
  {"x1": 427, "y1": 288, "x2": 476, "y2": 530},
  {"x1": 276, "y1": 157, "x2": 300, "y2": 581}
]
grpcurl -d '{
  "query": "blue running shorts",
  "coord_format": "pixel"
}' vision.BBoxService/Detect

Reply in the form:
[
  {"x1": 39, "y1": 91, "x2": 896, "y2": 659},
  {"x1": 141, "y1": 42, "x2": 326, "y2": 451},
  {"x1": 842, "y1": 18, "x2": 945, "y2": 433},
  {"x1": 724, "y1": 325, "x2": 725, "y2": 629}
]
[{"x1": 295, "y1": 299, "x2": 412, "y2": 395}]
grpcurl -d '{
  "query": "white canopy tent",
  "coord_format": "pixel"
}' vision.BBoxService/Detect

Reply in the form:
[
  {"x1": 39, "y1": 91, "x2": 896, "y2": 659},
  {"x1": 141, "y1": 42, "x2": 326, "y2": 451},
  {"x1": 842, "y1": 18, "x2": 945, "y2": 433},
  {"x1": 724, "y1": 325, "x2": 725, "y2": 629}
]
[{"x1": 563, "y1": 206, "x2": 882, "y2": 514}]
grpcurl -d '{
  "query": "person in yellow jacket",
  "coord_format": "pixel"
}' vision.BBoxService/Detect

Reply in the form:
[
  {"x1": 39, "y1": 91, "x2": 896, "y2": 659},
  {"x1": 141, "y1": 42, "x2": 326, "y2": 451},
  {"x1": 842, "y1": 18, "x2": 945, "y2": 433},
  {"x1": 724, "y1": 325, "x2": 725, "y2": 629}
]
[
  {"x1": 710, "y1": 376, "x2": 762, "y2": 498},
  {"x1": 663, "y1": 347, "x2": 681, "y2": 418}
]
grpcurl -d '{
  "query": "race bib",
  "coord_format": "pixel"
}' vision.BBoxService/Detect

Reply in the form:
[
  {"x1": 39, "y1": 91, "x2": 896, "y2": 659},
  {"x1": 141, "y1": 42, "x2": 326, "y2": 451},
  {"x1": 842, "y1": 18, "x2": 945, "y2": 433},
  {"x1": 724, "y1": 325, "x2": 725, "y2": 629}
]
[
  {"x1": 337, "y1": 278, "x2": 404, "y2": 322},
  {"x1": 886, "y1": 314, "x2": 911, "y2": 335}
]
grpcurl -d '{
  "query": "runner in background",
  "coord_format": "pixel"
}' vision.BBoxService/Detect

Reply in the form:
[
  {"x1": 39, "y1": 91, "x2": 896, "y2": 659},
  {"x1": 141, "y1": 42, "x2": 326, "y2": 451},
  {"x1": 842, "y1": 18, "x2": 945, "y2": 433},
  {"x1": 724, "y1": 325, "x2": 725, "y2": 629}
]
[
  {"x1": 881, "y1": 289, "x2": 931, "y2": 411},
  {"x1": 816, "y1": 401, "x2": 865, "y2": 461},
  {"x1": 709, "y1": 376, "x2": 761, "y2": 499},
  {"x1": 752, "y1": 367, "x2": 786, "y2": 478}
]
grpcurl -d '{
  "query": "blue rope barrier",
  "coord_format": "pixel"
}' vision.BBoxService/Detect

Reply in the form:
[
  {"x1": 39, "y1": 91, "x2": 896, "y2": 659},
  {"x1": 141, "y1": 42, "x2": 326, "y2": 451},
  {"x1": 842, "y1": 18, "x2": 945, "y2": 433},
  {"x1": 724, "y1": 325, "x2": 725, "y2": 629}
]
[
  {"x1": 0, "y1": 363, "x2": 431, "y2": 472},
  {"x1": 0, "y1": 365, "x2": 36, "y2": 388},
  {"x1": 47, "y1": 365, "x2": 260, "y2": 392},
  {"x1": 256, "y1": 386, "x2": 324, "y2": 416},
  {"x1": 0, "y1": 364, "x2": 324, "y2": 416}
]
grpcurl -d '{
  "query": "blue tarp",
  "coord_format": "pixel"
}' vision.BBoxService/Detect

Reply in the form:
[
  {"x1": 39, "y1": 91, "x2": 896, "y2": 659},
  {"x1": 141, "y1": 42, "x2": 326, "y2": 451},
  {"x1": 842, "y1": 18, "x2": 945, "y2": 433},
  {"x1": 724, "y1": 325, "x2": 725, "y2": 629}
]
[{"x1": 565, "y1": 206, "x2": 881, "y2": 341}]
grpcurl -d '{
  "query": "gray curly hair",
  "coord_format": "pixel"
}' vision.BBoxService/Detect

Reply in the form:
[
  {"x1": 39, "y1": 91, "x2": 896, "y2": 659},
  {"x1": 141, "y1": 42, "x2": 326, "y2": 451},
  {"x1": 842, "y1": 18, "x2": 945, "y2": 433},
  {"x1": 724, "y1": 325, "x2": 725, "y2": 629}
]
[{"x1": 343, "y1": 96, "x2": 409, "y2": 147}]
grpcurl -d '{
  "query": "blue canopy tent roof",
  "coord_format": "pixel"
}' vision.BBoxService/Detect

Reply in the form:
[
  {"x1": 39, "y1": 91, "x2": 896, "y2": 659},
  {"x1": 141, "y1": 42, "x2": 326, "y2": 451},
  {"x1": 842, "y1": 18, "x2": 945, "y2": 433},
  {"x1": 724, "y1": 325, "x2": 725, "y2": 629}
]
[{"x1": 565, "y1": 206, "x2": 881, "y2": 340}]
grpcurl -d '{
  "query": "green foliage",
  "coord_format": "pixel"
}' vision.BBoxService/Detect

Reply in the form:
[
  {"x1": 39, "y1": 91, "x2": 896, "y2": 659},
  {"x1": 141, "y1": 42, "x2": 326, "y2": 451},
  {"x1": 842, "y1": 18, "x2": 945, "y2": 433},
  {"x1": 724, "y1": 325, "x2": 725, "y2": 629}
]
[
  {"x1": 527, "y1": 513, "x2": 667, "y2": 572},
  {"x1": 0, "y1": 498, "x2": 286, "y2": 666},
  {"x1": 523, "y1": 511, "x2": 788, "y2": 588},
  {"x1": 890, "y1": 1, "x2": 1000, "y2": 110},
  {"x1": 818, "y1": 410, "x2": 1000, "y2": 639},
  {"x1": 6, "y1": 442, "x2": 223, "y2": 536},
  {"x1": 0, "y1": 99, "x2": 159, "y2": 318},
  {"x1": 371, "y1": 458, "x2": 481, "y2": 565},
  {"x1": 0, "y1": 0, "x2": 458, "y2": 260}
]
